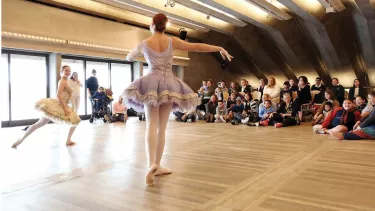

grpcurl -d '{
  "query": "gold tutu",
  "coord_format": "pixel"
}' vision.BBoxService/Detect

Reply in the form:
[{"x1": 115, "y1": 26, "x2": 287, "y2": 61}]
[{"x1": 35, "y1": 98, "x2": 81, "y2": 126}]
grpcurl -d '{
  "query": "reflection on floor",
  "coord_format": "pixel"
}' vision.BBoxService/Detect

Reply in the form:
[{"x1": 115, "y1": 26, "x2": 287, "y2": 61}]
[{"x1": 1, "y1": 118, "x2": 375, "y2": 211}]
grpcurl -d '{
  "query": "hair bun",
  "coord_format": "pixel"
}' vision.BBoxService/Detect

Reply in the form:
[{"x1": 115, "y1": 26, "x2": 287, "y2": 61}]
[{"x1": 153, "y1": 13, "x2": 168, "y2": 33}]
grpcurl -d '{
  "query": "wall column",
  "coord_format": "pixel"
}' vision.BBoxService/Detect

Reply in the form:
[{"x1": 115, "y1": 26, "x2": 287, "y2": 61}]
[
  {"x1": 48, "y1": 53, "x2": 61, "y2": 98},
  {"x1": 133, "y1": 62, "x2": 143, "y2": 80},
  {"x1": 173, "y1": 65, "x2": 184, "y2": 81}
]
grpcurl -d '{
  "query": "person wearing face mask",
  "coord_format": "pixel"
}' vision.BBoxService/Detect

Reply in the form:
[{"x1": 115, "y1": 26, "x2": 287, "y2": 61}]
[
  {"x1": 12, "y1": 65, "x2": 80, "y2": 148},
  {"x1": 331, "y1": 78, "x2": 345, "y2": 106}
]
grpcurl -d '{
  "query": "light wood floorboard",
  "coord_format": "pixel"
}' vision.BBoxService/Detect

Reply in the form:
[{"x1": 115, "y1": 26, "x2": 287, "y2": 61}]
[{"x1": 1, "y1": 118, "x2": 375, "y2": 211}]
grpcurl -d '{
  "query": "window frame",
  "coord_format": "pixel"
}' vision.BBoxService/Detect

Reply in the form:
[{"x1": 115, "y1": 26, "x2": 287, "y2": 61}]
[{"x1": 1, "y1": 49, "x2": 49, "y2": 127}]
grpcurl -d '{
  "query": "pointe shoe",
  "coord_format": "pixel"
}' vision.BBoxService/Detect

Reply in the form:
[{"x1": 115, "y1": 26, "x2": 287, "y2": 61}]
[
  {"x1": 155, "y1": 166, "x2": 172, "y2": 176},
  {"x1": 11, "y1": 139, "x2": 23, "y2": 148},
  {"x1": 146, "y1": 164, "x2": 158, "y2": 186},
  {"x1": 66, "y1": 140, "x2": 76, "y2": 146}
]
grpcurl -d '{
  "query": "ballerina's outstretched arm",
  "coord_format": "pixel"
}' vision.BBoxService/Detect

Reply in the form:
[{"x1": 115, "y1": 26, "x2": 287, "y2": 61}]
[
  {"x1": 126, "y1": 43, "x2": 143, "y2": 61},
  {"x1": 171, "y1": 37, "x2": 233, "y2": 61}
]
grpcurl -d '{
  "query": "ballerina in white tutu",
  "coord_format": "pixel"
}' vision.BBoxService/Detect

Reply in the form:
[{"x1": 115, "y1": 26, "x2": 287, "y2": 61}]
[
  {"x1": 12, "y1": 65, "x2": 81, "y2": 148},
  {"x1": 123, "y1": 13, "x2": 233, "y2": 186}
]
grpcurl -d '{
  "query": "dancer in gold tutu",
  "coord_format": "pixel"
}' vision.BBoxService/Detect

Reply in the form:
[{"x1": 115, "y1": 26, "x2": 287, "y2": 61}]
[{"x1": 12, "y1": 65, "x2": 81, "y2": 148}]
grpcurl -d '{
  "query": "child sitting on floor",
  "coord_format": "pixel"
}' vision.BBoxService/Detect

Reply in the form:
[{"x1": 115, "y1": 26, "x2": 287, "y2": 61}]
[
  {"x1": 312, "y1": 101, "x2": 333, "y2": 126},
  {"x1": 256, "y1": 100, "x2": 275, "y2": 126}
]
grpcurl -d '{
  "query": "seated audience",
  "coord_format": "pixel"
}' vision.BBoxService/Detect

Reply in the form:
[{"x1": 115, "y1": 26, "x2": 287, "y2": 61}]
[
  {"x1": 220, "y1": 80, "x2": 228, "y2": 93},
  {"x1": 199, "y1": 80, "x2": 207, "y2": 92},
  {"x1": 361, "y1": 100, "x2": 374, "y2": 119},
  {"x1": 109, "y1": 96, "x2": 128, "y2": 123},
  {"x1": 270, "y1": 93, "x2": 299, "y2": 128},
  {"x1": 356, "y1": 95, "x2": 368, "y2": 114},
  {"x1": 232, "y1": 110, "x2": 249, "y2": 125},
  {"x1": 227, "y1": 93, "x2": 237, "y2": 109},
  {"x1": 259, "y1": 94, "x2": 277, "y2": 112},
  {"x1": 230, "y1": 97, "x2": 244, "y2": 113},
  {"x1": 92, "y1": 86, "x2": 107, "y2": 111},
  {"x1": 331, "y1": 78, "x2": 345, "y2": 106},
  {"x1": 331, "y1": 91, "x2": 375, "y2": 140},
  {"x1": 256, "y1": 100, "x2": 275, "y2": 126},
  {"x1": 243, "y1": 93, "x2": 260, "y2": 123},
  {"x1": 215, "y1": 100, "x2": 228, "y2": 123},
  {"x1": 311, "y1": 77, "x2": 326, "y2": 104},
  {"x1": 297, "y1": 76, "x2": 311, "y2": 106},
  {"x1": 289, "y1": 79, "x2": 298, "y2": 92},
  {"x1": 312, "y1": 101, "x2": 333, "y2": 126},
  {"x1": 205, "y1": 95, "x2": 218, "y2": 123},
  {"x1": 239, "y1": 78, "x2": 252, "y2": 95},
  {"x1": 215, "y1": 87, "x2": 224, "y2": 101},
  {"x1": 280, "y1": 81, "x2": 292, "y2": 103},
  {"x1": 174, "y1": 108, "x2": 197, "y2": 123},
  {"x1": 313, "y1": 90, "x2": 340, "y2": 124},
  {"x1": 314, "y1": 99, "x2": 361, "y2": 134},
  {"x1": 349, "y1": 79, "x2": 366, "y2": 101},
  {"x1": 228, "y1": 82, "x2": 239, "y2": 96},
  {"x1": 202, "y1": 79, "x2": 214, "y2": 104},
  {"x1": 258, "y1": 79, "x2": 266, "y2": 101},
  {"x1": 264, "y1": 77, "x2": 280, "y2": 104}
]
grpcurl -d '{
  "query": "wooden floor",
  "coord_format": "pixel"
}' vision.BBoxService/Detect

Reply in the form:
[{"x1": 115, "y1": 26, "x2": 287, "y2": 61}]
[{"x1": 1, "y1": 118, "x2": 375, "y2": 211}]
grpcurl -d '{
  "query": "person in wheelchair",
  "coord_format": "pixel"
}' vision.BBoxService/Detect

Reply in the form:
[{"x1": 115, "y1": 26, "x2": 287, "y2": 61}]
[
  {"x1": 92, "y1": 87, "x2": 107, "y2": 111},
  {"x1": 90, "y1": 87, "x2": 113, "y2": 123}
]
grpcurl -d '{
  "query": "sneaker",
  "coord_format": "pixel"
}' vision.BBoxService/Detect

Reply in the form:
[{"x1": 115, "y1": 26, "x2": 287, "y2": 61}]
[
  {"x1": 104, "y1": 115, "x2": 110, "y2": 122},
  {"x1": 246, "y1": 122, "x2": 256, "y2": 126},
  {"x1": 219, "y1": 116, "x2": 226, "y2": 122},
  {"x1": 274, "y1": 123, "x2": 283, "y2": 128},
  {"x1": 215, "y1": 119, "x2": 221, "y2": 123},
  {"x1": 241, "y1": 117, "x2": 249, "y2": 124},
  {"x1": 187, "y1": 119, "x2": 192, "y2": 123},
  {"x1": 259, "y1": 120, "x2": 268, "y2": 126},
  {"x1": 314, "y1": 129, "x2": 325, "y2": 134},
  {"x1": 255, "y1": 122, "x2": 260, "y2": 127}
]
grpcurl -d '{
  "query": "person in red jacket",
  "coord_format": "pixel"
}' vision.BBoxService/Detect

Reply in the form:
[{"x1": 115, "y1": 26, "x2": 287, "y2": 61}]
[{"x1": 314, "y1": 99, "x2": 361, "y2": 134}]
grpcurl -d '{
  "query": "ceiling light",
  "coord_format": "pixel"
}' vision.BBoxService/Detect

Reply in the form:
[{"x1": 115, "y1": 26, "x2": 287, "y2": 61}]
[
  {"x1": 109, "y1": 0, "x2": 206, "y2": 30},
  {"x1": 189, "y1": 0, "x2": 240, "y2": 20},
  {"x1": 265, "y1": 0, "x2": 288, "y2": 10},
  {"x1": 165, "y1": 0, "x2": 176, "y2": 8},
  {"x1": 245, "y1": 0, "x2": 287, "y2": 20}
]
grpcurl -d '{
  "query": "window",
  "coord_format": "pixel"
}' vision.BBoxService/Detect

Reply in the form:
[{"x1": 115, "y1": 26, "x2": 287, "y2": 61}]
[
  {"x1": 111, "y1": 63, "x2": 132, "y2": 101},
  {"x1": 143, "y1": 65, "x2": 149, "y2": 76},
  {"x1": 10, "y1": 54, "x2": 47, "y2": 120},
  {"x1": 86, "y1": 61, "x2": 109, "y2": 88},
  {"x1": 61, "y1": 59, "x2": 85, "y2": 115},
  {"x1": 1, "y1": 54, "x2": 9, "y2": 121},
  {"x1": 85, "y1": 61, "x2": 109, "y2": 114}
]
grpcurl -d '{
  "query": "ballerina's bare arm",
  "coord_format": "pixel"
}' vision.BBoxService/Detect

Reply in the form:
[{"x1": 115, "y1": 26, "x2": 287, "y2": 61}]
[
  {"x1": 126, "y1": 43, "x2": 143, "y2": 61},
  {"x1": 171, "y1": 37, "x2": 233, "y2": 61},
  {"x1": 57, "y1": 80, "x2": 69, "y2": 112}
]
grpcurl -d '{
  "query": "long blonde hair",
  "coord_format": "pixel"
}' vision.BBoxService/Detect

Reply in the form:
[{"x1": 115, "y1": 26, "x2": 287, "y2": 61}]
[{"x1": 267, "y1": 77, "x2": 276, "y2": 88}]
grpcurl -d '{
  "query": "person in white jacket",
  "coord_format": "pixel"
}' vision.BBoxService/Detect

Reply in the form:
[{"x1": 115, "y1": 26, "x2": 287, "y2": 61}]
[
  {"x1": 263, "y1": 77, "x2": 280, "y2": 104},
  {"x1": 68, "y1": 72, "x2": 83, "y2": 112}
]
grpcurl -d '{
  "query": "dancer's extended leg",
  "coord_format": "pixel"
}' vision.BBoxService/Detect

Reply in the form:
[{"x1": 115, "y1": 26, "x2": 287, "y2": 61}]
[
  {"x1": 155, "y1": 103, "x2": 173, "y2": 176},
  {"x1": 144, "y1": 104, "x2": 159, "y2": 185},
  {"x1": 66, "y1": 126, "x2": 76, "y2": 146},
  {"x1": 12, "y1": 117, "x2": 50, "y2": 148}
]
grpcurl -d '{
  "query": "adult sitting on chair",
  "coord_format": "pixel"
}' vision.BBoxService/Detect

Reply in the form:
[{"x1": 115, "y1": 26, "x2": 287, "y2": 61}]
[{"x1": 110, "y1": 96, "x2": 128, "y2": 123}]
